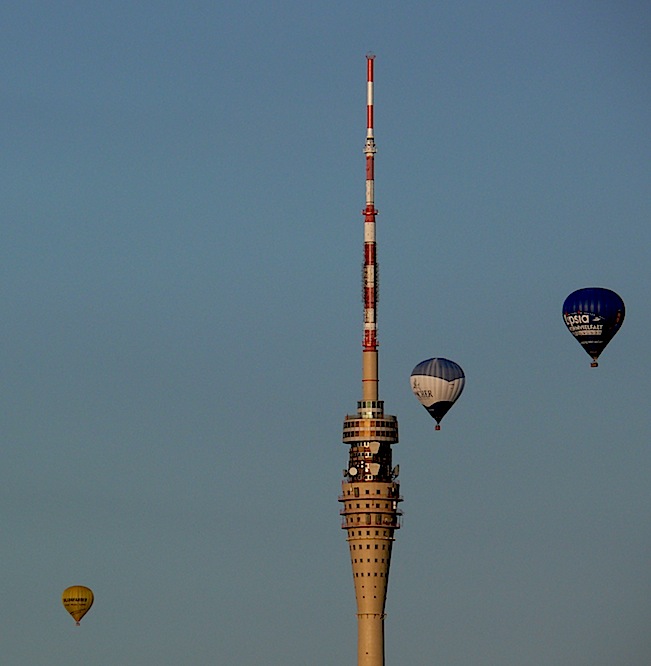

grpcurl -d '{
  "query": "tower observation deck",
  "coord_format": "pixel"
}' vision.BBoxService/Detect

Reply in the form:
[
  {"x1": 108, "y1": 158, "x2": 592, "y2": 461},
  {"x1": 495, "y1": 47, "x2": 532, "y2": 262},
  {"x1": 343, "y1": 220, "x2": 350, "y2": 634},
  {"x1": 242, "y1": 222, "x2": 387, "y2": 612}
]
[{"x1": 339, "y1": 55, "x2": 402, "y2": 666}]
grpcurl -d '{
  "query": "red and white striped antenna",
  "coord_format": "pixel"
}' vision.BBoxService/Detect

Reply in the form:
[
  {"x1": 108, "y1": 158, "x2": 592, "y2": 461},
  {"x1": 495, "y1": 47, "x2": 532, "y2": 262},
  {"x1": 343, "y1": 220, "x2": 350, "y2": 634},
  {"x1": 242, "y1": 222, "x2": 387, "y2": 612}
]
[{"x1": 362, "y1": 53, "x2": 379, "y2": 401}]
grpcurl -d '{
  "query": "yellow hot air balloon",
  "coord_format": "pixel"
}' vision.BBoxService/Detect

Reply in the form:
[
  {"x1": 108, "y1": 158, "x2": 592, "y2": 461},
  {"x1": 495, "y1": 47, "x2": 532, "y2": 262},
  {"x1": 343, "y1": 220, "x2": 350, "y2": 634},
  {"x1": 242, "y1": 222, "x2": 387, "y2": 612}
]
[{"x1": 62, "y1": 586, "x2": 94, "y2": 626}]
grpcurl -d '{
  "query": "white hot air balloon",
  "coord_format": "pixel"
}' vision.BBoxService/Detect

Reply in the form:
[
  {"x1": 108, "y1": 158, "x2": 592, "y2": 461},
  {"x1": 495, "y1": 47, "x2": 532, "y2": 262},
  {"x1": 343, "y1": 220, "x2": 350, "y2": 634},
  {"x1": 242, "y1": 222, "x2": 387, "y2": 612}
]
[{"x1": 410, "y1": 358, "x2": 465, "y2": 430}]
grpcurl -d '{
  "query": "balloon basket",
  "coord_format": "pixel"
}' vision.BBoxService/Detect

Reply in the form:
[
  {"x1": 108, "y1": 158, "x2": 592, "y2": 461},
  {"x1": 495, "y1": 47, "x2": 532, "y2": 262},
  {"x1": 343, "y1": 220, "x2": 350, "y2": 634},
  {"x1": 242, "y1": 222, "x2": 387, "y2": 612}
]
[
  {"x1": 435, "y1": 424, "x2": 441, "y2": 431},
  {"x1": 591, "y1": 361, "x2": 598, "y2": 368}
]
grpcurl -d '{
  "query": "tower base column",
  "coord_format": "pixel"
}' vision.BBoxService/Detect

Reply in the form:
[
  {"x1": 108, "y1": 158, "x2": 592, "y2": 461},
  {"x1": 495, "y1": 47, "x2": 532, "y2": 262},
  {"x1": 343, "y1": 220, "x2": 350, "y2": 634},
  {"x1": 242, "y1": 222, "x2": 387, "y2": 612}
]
[{"x1": 357, "y1": 613, "x2": 385, "y2": 666}]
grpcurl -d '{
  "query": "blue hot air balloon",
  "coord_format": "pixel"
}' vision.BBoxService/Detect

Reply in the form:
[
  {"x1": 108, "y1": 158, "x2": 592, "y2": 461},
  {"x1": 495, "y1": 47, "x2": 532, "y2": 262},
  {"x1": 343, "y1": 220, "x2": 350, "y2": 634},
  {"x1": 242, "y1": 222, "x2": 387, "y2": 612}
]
[
  {"x1": 562, "y1": 287, "x2": 625, "y2": 367},
  {"x1": 410, "y1": 358, "x2": 465, "y2": 430}
]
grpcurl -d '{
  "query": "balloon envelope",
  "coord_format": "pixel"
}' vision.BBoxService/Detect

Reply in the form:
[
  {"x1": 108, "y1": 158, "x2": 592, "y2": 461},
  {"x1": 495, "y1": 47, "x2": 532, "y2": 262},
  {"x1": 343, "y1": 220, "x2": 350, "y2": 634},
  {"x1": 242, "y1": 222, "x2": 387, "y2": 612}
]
[
  {"x1": 562, "y1": 287, "x2": 625, "y2": 366},
  {"x1": 410, "y1": 358, "x2": 465, "y2": 429},
  {"x1": 62, "y1": 586, "x2": 94, "y2": 625}
]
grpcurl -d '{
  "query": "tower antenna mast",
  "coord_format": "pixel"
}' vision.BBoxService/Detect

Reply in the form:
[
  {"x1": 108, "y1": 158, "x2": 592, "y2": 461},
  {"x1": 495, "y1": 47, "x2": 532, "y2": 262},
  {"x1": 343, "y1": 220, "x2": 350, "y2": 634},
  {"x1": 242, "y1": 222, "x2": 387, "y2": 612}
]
[
  {"x1": 362, "y1": 53, "x2": 379, "y2": 400},
  {"x1": 339, "y1": 54, "x2": 402, "y2": 666}
]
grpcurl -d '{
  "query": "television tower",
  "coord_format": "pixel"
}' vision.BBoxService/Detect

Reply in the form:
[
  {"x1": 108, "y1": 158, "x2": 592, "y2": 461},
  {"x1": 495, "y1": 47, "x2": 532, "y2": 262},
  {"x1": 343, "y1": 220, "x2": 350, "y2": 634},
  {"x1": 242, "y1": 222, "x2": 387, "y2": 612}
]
[{"x1": 339, "y1": 54, "x2": 402, "y2": 666}]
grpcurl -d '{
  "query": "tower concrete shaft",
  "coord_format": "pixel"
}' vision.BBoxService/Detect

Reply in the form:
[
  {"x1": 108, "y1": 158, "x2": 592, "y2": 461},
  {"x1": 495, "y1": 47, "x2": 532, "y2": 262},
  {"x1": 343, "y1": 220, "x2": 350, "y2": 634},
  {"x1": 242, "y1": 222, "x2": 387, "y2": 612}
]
[{"x1": 339, "y1": 55, "x2": 402, "y2": 666}]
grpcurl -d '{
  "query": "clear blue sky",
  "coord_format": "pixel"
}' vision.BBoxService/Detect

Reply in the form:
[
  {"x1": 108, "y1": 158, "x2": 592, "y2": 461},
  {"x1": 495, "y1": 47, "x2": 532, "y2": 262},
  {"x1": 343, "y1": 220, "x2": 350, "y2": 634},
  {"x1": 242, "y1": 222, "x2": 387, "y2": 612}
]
[{"x1": 2, "y1": 2, "x2": 650, "y2": 664}]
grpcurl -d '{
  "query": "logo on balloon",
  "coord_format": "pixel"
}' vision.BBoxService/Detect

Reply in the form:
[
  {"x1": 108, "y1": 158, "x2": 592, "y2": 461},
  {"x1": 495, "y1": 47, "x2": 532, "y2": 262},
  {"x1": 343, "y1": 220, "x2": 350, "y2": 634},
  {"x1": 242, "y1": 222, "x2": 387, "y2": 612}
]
[
  {"x1": 564, "y1": 313, "x2": 606, "y2": 326},
  {"x1": 564, "y1": 314, "x2": 590, "y2": 326},
  {"x1": 411, "y1": 379, "x2": 433, "y2": 399}
]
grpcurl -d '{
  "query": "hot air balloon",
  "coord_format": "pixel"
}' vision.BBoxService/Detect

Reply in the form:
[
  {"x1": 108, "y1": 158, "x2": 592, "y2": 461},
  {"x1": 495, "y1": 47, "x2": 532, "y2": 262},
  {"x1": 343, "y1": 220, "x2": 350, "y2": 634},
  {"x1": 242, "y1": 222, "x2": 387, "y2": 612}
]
[
  {"x1": 562, "y1": 287, "x2": 625, "y2": 367},
  {"x1": 410, "y1": 358, "x2": 465, "y2": 430},
  {"x1": 62, "y1": 586, "x2": 94, "y2": 626}
]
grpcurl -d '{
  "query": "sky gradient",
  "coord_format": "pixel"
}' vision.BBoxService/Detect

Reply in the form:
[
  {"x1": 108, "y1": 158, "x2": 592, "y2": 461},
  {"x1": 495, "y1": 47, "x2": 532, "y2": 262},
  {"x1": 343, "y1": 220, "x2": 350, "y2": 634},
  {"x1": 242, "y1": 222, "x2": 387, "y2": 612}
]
[{"x1": 2, "y1": 2, "x2": 651, "y2": 664}]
